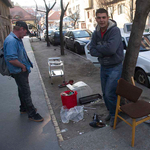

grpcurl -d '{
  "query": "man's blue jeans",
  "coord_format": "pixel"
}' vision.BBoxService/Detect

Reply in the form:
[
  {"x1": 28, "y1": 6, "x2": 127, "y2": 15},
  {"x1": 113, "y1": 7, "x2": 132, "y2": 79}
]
[{"x1": 100, "y1": 63, "x2": 122, "y2": 116}]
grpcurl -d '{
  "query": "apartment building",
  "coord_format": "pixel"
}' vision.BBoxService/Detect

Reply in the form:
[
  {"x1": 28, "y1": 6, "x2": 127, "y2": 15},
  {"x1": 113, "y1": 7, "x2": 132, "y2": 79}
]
[
  {"x1": 67, "y1": 0, "x2": 86, "y2": 29},
  {"x1": 84, "y1": 0, "x2": 150, "y2": 31},
  {"x1": 0, "y1": 0, "x2": 13, "y2": 48}
]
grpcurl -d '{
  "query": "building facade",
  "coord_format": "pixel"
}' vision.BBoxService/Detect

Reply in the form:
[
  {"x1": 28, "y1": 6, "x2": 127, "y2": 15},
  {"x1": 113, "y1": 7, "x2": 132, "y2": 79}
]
[
  {"x1": 10, "y1": 6, "x2": 36, "y2": 29},
  {"x1": 83, "y1": 0, "x2": 150, "y2": 31},
  {"x1": 0, "y1": 0, "x2": 13, "y2": 48},
  {"x1": 67, "y1": 0, "x2": 86, "y2": 29}
]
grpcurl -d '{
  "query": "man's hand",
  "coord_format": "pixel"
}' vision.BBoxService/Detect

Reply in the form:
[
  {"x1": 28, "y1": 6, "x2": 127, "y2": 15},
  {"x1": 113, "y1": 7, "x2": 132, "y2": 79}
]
[
  {"x1": 9, "y1": 59, "x2": 27, "y2": 72},
  {"x1": 21, "y1": 65, "x2": 27, "y2": 72}
]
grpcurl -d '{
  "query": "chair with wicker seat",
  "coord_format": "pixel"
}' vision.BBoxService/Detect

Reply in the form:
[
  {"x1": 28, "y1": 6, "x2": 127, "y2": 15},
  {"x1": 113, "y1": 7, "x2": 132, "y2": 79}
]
[{"x1": 113, "y1": 78, "x2": 150, "y2": 147}]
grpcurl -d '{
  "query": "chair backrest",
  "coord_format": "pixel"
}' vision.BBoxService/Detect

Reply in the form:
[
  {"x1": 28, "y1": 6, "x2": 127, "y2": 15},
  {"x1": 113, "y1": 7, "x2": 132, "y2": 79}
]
[{"x1": 116, "y1": 78, "x2": 142, "y2": 102}]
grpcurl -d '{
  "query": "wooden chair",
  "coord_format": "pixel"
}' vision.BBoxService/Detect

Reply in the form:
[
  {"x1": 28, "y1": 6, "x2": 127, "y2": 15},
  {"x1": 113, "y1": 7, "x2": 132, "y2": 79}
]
[{"x1": 113, "y1": 78, "x2": 150, "y2": 147}]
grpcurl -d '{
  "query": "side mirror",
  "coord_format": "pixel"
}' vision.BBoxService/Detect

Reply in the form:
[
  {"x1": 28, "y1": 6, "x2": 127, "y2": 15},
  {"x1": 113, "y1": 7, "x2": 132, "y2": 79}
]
[{"x1": 70, "y1": 36, "x2": 74, "y2": 40}]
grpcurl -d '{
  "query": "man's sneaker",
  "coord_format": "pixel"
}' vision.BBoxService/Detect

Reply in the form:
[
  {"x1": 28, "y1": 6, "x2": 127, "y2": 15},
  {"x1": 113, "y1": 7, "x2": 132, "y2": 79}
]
[
  {"x1": 105, "y1": 114, "x2": 111, "y2": 121},
  {"x1": 110, "y1": 116, "x2": 115, "y2": 127},
  {"x1": 20, "y1": 108, "x2": 37, "y2": 114},
  {"x1": 29, "y1": 113, "x2": 44, "y2": 122}
]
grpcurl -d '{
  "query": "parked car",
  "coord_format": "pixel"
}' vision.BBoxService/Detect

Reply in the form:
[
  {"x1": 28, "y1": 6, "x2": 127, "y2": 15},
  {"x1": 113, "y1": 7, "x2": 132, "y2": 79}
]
[
  {"x1": 43, "y1": 29, "x2": 53, "y2": 41},
  {"x1": 85, "y1": 25, "x2": 150, "y2": 88},
  {"x1": 64, "y1": 29, "x2": 92, "y2": 54},
  {"x1": 29, "y1": 30, "x2": 36, "y2": 37},
  {"x1": 49, "y1": 30, "x2": 67, "y2": 45}
]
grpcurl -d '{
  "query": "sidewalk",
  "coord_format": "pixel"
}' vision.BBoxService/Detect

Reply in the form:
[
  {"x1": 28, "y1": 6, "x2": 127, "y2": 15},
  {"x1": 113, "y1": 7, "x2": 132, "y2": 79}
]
[
  {"x1": 1, "y1": 37, "x2": 150, "y2": 150},
  {"x1": 31, "y1": 37, "x2": 150, "y2": 150},
  {"x1": 0, "y1": 37, "x2": 61, "y2": 150}
]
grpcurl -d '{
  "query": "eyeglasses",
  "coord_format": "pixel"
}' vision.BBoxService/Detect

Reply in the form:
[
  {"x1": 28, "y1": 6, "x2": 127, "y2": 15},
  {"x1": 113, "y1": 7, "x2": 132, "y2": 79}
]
[{"x1": 96, "y1": 16, "x2": 107, "y2": 19}]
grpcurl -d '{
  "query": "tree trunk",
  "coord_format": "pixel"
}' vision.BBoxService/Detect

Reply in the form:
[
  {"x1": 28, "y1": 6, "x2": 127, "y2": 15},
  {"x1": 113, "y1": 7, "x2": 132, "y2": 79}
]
[
  {"x1": 46, "y1": 12, "x2": 50, "y2": 47},
  {"x1": 74, "y1": 21, "x2": 76, "y2": 29},
  {"x1": 122, "y1": 0, "x2": 150, "y2": 82},
  {"x1": 60, "y1": 12, "x2": 64, "y2": 55},
  {"x1": 60, "y1": 0, "x2": 69, "y2": 55}
]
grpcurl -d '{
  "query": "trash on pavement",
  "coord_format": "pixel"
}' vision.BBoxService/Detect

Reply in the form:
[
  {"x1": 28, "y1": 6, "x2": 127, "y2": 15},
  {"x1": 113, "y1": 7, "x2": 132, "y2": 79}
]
[
  {"x1": 84, "y1": 106, "x2": 96, "y2": 110},
  {"x1": 79, "y1": 132, "x2": 84, "y2": 135},
  {"x1": 61, "y1": 128, "x2": 68, "y2": 133},
  {"x1": 66, "y1": 81, "x2": 93, "y2": 104},
  {"x1": 79, "y1": 94, "x2": 102, "y2": 105},
  {"x1": 58, "y1": 80, "x2": 74, "y2": 88},
  {"x1": 60, "y1": 106, "x2": 84, "y2": 123},
  {"x1": 60, "y1": 90, "x2": 77, "y2": 109},
  {"x1": 89, "y1": 113, "x2": 105, "y2": 128}
]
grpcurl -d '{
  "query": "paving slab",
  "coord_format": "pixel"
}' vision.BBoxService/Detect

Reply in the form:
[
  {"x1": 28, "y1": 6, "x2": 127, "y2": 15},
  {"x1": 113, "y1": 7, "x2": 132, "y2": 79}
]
[{"x1": 0, "y1": 37, "x2": 61, "y2": 150}]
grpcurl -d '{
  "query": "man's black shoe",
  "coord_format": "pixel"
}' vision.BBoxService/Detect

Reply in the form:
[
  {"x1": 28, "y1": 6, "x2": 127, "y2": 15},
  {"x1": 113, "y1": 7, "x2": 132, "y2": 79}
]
[
  {"x1": 29, "y1": 113, "x2": 44, "y2": 122},
  {"x1": 105, "y1": 114, "x2": 111, "y2": 121}
]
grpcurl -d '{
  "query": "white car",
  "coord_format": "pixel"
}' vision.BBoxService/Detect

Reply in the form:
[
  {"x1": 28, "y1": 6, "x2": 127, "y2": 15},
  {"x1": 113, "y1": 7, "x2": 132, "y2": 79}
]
[{"x1": 85, "y1": 27, "x2": 150, "y2": 88}]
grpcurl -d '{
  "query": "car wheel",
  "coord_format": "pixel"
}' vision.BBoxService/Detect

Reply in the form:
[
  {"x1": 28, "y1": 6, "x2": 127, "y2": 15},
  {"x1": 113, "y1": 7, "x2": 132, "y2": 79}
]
[
  {"x1": 64, "y1": 42, "x2": 68, "y2": 49},
  {"x1": 135, "y1": 69, "x2": 150, "y2": 87},
  {"x1": 74, "y1": 44, "x2": 81, "y2": 54}
]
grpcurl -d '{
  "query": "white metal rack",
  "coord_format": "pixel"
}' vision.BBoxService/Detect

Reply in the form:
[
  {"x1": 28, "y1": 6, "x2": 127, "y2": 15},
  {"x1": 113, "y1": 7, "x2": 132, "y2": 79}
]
[{"x1": 48, "y1": 57, "x2": 65, "y2": 84}]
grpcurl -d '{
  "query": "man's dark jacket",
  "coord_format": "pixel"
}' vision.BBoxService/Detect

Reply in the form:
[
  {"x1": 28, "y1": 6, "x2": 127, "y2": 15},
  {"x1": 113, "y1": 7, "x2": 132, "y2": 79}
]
[{"x1": 90, "y1": 19, "x2": 124, "y2": 68}]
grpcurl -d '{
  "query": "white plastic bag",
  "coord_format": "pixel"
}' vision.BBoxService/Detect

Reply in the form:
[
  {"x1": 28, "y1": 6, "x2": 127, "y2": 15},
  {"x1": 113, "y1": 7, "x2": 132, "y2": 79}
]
[{"x1": 60, "y1": 106, "x2": 84, "y2": 123}]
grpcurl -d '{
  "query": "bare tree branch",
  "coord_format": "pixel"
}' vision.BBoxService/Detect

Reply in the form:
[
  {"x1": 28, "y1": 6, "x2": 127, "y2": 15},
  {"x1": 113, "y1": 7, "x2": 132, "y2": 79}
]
[
  {"x1": 64, "y1": 3, "x2": 69, "y2": 12},
  {"x1": 68, "y1": 10, "x2": 79, "y2": 28},
  {"x1": 34, "y1": 0, "x2": 56, "y2": 46}
]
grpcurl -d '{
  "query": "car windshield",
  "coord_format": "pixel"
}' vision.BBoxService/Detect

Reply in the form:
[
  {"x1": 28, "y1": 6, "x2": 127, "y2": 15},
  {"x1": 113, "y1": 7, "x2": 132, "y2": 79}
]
[
  {"x1": 55, "y1": 31, "x2": 66, "y2": 37},
  {"x1": 126, "y1": 34, "x2": 150, "y2": 51},
  {"x1": 73, "y1": 30, "x2": 92, "y2": 38}
]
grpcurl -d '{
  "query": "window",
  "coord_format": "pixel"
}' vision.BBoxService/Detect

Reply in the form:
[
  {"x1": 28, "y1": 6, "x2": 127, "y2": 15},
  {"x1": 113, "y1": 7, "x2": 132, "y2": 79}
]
[
  {"x1": 126, "y1": 34, "x2": 150, "y2": 51},
  {"x1": 87, "y1": 12, "x2": 90, "y2": 18},
  {"x1": 76, "y1": 5, "x2": 80, "y2": 11},
  {"x1": 118, "y1": 3, "x2": 125, "y2": 15},
  {"x1": 93, "y1": 10, "x2": 95, "y2": 17},
  {"x1": 14, "y1": 15, "x2": 21, "y2": 19},
  {"x1": 73, "y1": 6, "x2": 75, "y2": 11},
  {"x1": 73, "y1": 30, "x2": 92, "y2": 38},
  {"x1": 69, "y1": 32, "x2": 74, "y2": 38},
  {"x1": 68, "y1": 8, "x2": 71, "y2": 14},
  {"x1": 108, "y1": 7, "x2": 114, "y2": 17}
]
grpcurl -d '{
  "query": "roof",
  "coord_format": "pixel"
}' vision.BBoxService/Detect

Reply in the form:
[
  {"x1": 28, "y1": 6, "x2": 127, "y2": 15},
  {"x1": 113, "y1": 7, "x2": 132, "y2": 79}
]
[
  {"x1": 48, "y1": 11, "x2": 61, "y2": 21},
  {"x1": 24, "y1": 8, "x2": 35, "y2": 16},
  {"x1": 10, "y1": 6, "x2": 36, "y2": 21}
]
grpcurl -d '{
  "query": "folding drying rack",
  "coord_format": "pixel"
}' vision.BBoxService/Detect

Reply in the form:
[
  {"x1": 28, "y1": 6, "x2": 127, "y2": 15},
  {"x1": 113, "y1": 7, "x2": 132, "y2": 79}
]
[{"x1": 48, "y1": 57, "x2": 65, "y2": 84}]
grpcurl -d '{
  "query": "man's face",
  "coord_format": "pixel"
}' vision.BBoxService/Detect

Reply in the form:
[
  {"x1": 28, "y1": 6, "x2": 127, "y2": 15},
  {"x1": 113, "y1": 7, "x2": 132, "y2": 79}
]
[
  {"x1": 19, "y1": 27, "x2": 27, "y2": 39},
  {"x1": 96, "y1": 13, "x2": 109, "y2": 29}
]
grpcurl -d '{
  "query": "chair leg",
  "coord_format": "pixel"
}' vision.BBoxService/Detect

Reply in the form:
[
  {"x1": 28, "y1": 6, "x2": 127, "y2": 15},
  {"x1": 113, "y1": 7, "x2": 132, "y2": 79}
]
[
  {"x1": 131, "y1": 119, "x2": 136, "y2": 147},
  {"x1": 113, "y1": 111, "x2": 118, "y2": 129},
  {"x1": 113, "y1": 96, "x2": 120, "y2": 129}
]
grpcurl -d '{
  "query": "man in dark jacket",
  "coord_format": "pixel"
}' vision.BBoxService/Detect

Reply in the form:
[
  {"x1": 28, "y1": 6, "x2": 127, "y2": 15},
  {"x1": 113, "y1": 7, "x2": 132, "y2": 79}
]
[{"x1": 90, "y1": 8, "x2": 124, "y2": 127}]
